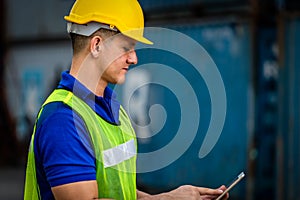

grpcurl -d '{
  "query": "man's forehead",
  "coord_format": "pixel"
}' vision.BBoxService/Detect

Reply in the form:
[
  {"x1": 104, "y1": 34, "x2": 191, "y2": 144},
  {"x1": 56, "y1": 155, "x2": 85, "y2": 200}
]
[{"x1": 108, "y1": 33, "x2": 137, "y2": 46}]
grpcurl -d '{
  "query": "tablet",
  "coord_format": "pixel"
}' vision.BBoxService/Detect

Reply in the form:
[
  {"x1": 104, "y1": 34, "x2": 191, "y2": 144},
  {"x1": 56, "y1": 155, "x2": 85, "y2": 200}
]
[{"x1": 215, "y1": 172, "x2": 245, "y2": 200}]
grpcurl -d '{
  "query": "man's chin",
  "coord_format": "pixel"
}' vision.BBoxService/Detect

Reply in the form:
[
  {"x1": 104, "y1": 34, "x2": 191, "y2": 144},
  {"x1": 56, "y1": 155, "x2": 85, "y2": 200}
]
[{"x1": 115, "y1": 77, "x2": 126, "y2": 85}]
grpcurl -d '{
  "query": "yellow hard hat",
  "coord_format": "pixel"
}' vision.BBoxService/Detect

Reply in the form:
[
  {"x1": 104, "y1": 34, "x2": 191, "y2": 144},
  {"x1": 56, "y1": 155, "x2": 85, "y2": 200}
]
[{"x1": 64, "y1": 0, "x2": 153, "y2": 45}]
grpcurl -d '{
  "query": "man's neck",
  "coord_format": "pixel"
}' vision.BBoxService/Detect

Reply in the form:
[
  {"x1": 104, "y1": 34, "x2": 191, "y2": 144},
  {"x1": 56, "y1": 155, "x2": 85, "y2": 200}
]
[{"x1": 70, "y1": 54, "x2": 107, "y2": 97}]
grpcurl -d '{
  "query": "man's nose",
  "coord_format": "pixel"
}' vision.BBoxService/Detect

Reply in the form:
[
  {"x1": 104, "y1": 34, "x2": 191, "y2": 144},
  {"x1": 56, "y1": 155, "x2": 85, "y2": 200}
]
[{"x1": 126, "y1": 50, "x2": 138, "y2": 65}]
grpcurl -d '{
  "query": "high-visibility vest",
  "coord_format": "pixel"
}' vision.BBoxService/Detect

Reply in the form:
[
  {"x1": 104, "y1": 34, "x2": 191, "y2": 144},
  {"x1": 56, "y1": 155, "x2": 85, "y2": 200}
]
[{"x1": 24, "y1": 89, "x2": 137, "y2": 200}]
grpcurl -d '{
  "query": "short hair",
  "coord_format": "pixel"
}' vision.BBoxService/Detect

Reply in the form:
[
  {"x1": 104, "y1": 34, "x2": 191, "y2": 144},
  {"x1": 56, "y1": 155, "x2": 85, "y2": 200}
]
[{"x1": 70, "y1": 29, "x2": 118, "y2": 55}]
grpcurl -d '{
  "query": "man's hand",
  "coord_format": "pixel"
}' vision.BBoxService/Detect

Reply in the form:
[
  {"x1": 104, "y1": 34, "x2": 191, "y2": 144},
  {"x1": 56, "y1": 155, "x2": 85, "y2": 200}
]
[{"x1": 138, "y1": 185, "x2": 229, "y2": 200}]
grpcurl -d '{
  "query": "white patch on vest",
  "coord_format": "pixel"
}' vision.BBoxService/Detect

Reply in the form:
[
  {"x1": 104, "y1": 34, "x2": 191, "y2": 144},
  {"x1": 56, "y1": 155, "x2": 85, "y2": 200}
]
[{"x1": 103, "y1": 139, "x2": 136, "y2": 168}]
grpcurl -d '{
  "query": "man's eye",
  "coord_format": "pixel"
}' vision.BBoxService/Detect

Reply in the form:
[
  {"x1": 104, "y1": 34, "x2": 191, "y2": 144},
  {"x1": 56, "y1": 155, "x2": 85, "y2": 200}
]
[{"x1": 123, "y1": 47, "x2": 131, "y2": 52}]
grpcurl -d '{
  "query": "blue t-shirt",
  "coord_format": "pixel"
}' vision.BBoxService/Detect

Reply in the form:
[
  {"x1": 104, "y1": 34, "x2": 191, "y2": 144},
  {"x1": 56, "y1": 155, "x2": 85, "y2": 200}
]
[{"x1": 34, "y1": 71, "x2": 121, "y2": 199}]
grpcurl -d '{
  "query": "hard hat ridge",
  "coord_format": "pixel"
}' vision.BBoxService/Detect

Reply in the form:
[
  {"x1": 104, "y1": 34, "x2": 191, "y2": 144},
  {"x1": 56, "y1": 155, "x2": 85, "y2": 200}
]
[{"x1": 67, "y1": 22, "x2": 118, "y2": 37}]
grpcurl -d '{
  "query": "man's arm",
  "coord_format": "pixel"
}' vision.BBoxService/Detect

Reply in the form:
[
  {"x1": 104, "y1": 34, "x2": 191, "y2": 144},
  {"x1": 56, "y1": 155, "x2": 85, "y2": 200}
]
[
  {"x1": 137, "y1": 189, "x2": 151, "y2": 199},
  {"x1": 52, "y1": 180, "x2": 98, "y2": 200},
  {"x1": 37, "y1": 109, "x2": 99, "y2": 199},
  {"x1": 52, "y1": 180, "x2": 113, "y2": 200}
]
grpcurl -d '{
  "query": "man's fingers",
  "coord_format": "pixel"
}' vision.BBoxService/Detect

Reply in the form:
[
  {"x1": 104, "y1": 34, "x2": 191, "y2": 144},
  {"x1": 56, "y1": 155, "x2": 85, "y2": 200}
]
[
  {"x1": 196, "y1": 187, "x2": 224, "y2": 195},
  {"x1": 218, "y1": 185, "x2": 227, "y2": 191}
]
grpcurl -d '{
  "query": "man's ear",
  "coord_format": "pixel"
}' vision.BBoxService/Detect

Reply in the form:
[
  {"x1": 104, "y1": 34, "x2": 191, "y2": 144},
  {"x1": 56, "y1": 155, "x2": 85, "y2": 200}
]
[{"x1": 90, "y1": 35, "x2": 102, "y2": 57}]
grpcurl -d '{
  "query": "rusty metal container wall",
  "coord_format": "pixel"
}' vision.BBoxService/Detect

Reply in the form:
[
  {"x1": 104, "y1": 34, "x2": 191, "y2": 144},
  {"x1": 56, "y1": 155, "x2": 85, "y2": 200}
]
[
  {"x1": 277, "y1": 16, "x2": 300, "y2": 200},
  {"x1": 139, "y1": 0, "x2": 249, "y2": 11},
  {"x1": 113, "y1": 21, "x2": 252, "y2": 200},
  {"x1": 5, "y1": 0, "x2": 73, "y2": 41}
]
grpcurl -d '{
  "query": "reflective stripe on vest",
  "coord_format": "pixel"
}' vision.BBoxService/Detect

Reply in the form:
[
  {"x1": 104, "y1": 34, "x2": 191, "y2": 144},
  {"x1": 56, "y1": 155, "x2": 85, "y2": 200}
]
[
  {"x1": 24, "y1": 89, "x2": 137, "y2": 200},
  {"x1": 103, "y1": 139, "x2": 136, "y2": 168}
]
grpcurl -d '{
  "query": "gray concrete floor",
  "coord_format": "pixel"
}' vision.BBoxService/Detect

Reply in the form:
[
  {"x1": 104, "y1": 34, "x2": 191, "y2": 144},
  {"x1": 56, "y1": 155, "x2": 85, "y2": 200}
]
[{"x1": 0, "y1": 167, "x2": 25, "y2": 200}]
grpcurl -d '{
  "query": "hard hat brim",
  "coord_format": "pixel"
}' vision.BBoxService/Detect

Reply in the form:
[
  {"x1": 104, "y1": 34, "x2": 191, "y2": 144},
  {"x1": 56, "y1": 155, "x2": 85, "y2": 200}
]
[{"x1": 123, "y1": 32, "x2": 153, "y2": 45}]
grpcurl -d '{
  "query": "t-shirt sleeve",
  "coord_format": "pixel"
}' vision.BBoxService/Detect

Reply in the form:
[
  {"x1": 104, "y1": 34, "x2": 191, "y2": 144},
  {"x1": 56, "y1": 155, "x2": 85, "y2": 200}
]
[{"x1": 35, "y1": 107, "x2": 96, "y2": 187}]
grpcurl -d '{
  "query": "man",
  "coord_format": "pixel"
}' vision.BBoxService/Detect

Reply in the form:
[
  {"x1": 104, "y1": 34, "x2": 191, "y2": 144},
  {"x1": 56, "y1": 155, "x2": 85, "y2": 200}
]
[{"x1": 24, "y1": 0, "x2": 229, "y2": 199}]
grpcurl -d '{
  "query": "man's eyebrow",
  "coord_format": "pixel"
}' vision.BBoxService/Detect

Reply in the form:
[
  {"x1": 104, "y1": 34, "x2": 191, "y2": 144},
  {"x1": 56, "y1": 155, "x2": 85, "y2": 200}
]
[
  {"x1": 128, "y1": 41, "x2": 136, "y2": 47},
  {"x1": 124, "y1": 41, "x2": 136, "y2": 50}
]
